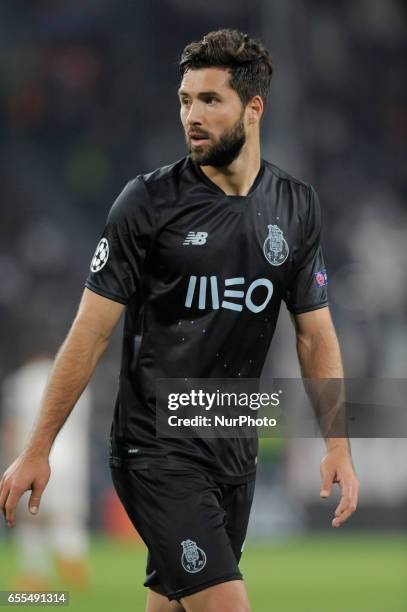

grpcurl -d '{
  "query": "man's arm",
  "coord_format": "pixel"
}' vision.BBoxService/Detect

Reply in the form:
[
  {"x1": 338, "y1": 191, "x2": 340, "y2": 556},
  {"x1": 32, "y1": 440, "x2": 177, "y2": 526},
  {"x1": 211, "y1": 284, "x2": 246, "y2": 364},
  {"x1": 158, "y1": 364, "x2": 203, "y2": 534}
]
[
  {"x1": 0, "y1": 288, "x2": 125, "y2": 528},
  {"x1": 292, "y1": 306, "x2": 359, "y2": 528}
]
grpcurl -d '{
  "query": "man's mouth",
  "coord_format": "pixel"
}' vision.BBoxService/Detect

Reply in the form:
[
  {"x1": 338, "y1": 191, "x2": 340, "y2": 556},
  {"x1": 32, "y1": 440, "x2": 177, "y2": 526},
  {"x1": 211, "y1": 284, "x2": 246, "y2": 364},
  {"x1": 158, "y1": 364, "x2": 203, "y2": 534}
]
[{"x1": 189, "y1": 133, "x2": 209, "y2": 147}]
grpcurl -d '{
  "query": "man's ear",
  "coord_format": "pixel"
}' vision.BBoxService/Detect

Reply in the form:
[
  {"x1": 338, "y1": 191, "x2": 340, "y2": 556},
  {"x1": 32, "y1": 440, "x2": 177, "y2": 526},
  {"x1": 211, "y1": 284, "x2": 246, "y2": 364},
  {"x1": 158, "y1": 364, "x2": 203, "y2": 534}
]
[{"x1": 247, "y1": 95, "x2": 263, "y2": 124}]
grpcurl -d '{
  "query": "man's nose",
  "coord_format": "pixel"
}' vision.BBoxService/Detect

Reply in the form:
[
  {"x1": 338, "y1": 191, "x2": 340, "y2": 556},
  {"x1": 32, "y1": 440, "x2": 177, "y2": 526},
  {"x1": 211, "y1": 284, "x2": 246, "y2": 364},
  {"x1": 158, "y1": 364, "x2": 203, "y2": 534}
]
[{"x1": 186, "y1": 102, "x2": 203, "y2": 126}]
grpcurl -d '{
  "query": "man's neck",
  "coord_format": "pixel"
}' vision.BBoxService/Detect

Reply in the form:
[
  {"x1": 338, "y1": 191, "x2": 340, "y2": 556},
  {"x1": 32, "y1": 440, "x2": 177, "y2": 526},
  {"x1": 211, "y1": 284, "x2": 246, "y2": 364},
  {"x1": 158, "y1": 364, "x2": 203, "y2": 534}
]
[{"x1": 199, "y1": 145, "x2": 261, "y2": 196}]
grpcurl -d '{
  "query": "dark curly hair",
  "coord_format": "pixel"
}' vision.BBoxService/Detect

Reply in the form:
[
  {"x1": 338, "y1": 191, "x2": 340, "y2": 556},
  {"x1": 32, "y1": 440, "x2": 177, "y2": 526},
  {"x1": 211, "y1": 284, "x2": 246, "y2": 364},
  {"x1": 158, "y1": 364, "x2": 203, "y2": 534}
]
[{"x1": 179, "y1": 29, "x2": 273, "y2": 107}]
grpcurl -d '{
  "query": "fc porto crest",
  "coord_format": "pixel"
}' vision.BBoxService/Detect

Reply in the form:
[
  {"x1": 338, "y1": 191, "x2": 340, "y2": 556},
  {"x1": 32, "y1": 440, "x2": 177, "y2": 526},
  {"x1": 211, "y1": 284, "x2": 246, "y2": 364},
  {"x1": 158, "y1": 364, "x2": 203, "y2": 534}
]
[
  {"x1": 180, "y1": 539, "x2": 206, "y2": 573},
  {"x1": 263, "y1": 224, "x2": 289, "y2": 266}
]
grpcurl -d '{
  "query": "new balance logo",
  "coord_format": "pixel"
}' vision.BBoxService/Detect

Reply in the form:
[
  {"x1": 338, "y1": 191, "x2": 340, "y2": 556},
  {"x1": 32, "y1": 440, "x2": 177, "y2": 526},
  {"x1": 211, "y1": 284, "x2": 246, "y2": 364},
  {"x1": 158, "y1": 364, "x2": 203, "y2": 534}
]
[{"x1": 183, "y1": 231, "x2": 208, "y2": 246}]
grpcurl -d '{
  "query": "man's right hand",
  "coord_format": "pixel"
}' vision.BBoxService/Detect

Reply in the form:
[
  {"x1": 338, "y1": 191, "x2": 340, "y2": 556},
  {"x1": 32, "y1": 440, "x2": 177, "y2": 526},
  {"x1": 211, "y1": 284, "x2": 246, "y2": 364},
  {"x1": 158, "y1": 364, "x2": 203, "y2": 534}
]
[{"x1": 0, "y1": 453, "x2": 50, "y2": 528}]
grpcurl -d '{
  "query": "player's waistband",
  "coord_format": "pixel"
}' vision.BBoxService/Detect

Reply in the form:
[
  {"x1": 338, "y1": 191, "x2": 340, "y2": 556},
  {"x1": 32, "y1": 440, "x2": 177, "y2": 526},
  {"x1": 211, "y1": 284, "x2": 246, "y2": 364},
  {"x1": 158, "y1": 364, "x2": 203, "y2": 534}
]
[{"x1": 109, "y1": 455, "x2": 257, "y2": 485}]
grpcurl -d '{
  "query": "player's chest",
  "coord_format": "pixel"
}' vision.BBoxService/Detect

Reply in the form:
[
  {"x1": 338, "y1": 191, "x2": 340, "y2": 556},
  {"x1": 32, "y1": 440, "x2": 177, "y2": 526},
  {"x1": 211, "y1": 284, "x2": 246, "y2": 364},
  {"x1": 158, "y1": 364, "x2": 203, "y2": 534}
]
[{"x1": 151, "y1": 197, "x2": 296, "y2": 282}]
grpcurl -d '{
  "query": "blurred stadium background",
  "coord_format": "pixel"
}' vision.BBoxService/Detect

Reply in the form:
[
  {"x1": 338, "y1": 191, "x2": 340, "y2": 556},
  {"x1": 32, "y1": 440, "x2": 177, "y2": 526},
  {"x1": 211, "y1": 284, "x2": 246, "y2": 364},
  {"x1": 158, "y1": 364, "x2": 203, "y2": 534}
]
[{"x1": 0, "y1": 1, "x2": 406, "y2": 610}]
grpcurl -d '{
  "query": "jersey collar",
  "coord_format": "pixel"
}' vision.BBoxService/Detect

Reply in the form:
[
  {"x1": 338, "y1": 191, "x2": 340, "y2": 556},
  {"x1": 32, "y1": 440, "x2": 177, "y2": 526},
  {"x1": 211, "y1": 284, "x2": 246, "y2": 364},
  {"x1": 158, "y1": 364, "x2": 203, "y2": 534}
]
[{"x1": 190, "y1": 156, "x2": 265, "y2": 199}]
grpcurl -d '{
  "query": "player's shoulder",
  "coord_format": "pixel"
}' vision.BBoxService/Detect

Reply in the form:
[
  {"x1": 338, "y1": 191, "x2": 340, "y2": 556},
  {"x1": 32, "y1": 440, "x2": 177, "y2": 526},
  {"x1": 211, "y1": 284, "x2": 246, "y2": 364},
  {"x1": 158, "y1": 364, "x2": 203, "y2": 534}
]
[
  {"x1": 124, "y1": 157, "x2": 190, "y2": 208},
  {"x1": 109, "y1": 158, "x2": 188, "y2": 221},
  {"x1": 139, "y1": 157, "x2": 189, "y2": 187},
  {"x1": 263, "y1": 159, "x2": 312, "y2": 191},
  {"x1": 263, "y1": 160, "x2": 320, "y2": 213}
]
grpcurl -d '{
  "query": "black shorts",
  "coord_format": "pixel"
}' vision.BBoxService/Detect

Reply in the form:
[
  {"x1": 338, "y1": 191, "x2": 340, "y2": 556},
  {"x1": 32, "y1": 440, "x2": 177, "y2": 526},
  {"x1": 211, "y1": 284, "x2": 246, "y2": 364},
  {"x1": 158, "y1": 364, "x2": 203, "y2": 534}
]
[{"x1": 110, "y1": 466, "x2": 256, "y2": 602}]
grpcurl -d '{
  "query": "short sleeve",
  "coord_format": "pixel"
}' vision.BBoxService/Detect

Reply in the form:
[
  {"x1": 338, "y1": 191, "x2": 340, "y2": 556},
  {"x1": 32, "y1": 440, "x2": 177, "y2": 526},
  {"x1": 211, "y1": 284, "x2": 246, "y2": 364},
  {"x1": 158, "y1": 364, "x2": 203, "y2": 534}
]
[
  {"x1": 283, "y1": 186, "x2": 329, "y2": 315},
  {"x1": 85, "y1": 178, "x2": 156, "y2": 305}
]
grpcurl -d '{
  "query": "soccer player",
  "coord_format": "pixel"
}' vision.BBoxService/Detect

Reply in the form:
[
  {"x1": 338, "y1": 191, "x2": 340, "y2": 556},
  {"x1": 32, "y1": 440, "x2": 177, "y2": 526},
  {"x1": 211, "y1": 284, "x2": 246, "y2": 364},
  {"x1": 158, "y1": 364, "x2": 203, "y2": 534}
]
[
  {"x1": 1, "y1": 354, "x2": 91, "y2": 590},
  {"x1": 0, "y1": 29, "x2": 359, "y2": 612}
]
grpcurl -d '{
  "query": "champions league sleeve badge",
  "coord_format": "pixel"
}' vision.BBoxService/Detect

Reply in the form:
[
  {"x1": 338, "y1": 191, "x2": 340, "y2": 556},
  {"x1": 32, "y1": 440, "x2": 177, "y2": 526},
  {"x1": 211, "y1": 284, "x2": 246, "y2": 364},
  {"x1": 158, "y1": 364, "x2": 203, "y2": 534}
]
[
  {"x1": 263, "y1": 224, "x2": 289, "y2": 266},
  {"x1": 180, "y1": 539, "x2": 207, "y2": 573},
  {"x1": 90, "y1": 238, "x2": 109, "y2": 272}
]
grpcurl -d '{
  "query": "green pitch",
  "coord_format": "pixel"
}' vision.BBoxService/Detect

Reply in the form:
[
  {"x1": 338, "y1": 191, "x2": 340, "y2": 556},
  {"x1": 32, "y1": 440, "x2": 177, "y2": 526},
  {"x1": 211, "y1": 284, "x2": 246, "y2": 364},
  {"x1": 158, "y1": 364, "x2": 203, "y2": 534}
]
[{"x1": 0, "y1": 534, "x2": 406, "y2": 611}]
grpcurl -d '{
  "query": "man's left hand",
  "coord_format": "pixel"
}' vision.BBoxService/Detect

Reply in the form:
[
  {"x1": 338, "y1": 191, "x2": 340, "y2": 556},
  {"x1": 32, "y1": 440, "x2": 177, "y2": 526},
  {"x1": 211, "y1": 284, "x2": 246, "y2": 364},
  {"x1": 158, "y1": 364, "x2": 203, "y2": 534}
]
[{"x1": 320, "y1": 447, "x2": 359, "y2": 528}]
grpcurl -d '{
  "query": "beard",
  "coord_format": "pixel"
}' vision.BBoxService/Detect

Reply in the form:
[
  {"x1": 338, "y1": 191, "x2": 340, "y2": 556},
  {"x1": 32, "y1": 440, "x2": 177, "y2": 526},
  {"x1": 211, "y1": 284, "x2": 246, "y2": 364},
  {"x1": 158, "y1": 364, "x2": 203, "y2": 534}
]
[{"x1": 186, "y1": 114, "x2": 246, "y2": 167}]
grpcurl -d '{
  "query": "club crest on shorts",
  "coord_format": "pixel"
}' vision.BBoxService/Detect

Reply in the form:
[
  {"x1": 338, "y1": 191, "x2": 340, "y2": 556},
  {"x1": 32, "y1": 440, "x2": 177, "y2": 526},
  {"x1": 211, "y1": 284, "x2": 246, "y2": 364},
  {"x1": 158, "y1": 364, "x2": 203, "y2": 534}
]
[
  {"x1": 180, "y1": 539, "x2": 206, "y2": 573},
  {"x1": 90, "y1": 238, "x2": 109, "y2": 272},
  {"x1": 263, "y1": 224, "x2": 289, "y2": 266}
]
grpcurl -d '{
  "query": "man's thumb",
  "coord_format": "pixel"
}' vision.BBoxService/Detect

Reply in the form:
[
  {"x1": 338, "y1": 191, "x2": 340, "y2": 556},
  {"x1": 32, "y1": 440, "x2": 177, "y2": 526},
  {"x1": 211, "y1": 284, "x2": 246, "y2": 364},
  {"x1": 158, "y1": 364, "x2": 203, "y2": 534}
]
[
  {"x1": 29, "y1": 487, "x2": 43, "y2": 514},
  {"x1": 320, "y1": 476, "x2": 333, "y2": 498}
]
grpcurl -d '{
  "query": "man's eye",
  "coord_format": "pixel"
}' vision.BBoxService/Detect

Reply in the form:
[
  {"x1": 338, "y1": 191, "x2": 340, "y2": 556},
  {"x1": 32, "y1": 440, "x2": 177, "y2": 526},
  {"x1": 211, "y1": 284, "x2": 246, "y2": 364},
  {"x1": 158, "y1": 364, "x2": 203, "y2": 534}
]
[
  {"x1": 181, "y1": 98, "x2": 191, "y2": 105},
  {"x1": 206, "y1": 97, "x2": 217, "y2": 105}
]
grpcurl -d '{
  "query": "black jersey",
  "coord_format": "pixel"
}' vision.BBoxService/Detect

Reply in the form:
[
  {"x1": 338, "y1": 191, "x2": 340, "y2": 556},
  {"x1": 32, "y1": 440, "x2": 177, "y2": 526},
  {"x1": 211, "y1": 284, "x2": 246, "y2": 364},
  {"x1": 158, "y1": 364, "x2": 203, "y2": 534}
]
[{"x1": 85, "y1": 156, "x2": 328, "y2": 482}]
